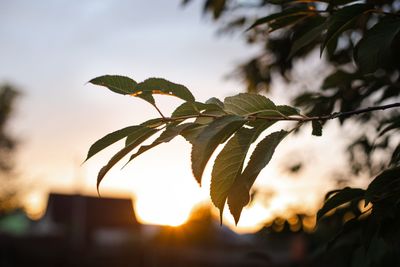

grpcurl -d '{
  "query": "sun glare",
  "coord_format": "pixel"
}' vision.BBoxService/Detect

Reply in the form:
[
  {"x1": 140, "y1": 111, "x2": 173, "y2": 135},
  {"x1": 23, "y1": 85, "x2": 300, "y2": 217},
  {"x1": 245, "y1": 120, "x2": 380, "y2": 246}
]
[
  {"x1": 133, "y1": 175, "x2": 207, "y2": 226},
  {"x1": 24, "y1": 192, "x2": 47, "y2": 220},
  {"x1": 129, "y1": 162, "x2": 208, "y2": 227},
  {"x1": 135, "y1": 197, "x2": 192, "y2": 226}
]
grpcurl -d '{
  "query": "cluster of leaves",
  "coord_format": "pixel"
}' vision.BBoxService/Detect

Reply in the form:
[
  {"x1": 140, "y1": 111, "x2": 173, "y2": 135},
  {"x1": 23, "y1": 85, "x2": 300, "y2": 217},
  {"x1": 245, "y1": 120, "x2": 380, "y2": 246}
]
[
  {"x1": 185, "y1": 0, "x2": 400, "y2": 176},
  {"x1": 317, "y1": 166, "x2": 400, "y2": 265},
  {"x1": 86, "y1": 75, "x2": 324, "y2": 224}
]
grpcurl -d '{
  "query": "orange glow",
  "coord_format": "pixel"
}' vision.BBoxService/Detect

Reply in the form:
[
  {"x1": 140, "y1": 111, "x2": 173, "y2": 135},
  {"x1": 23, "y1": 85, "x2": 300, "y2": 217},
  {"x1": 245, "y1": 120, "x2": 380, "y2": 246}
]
[
  {"x1": 130, "y1": 91, "x2": 143, "y2": 97},
  {"x1": 135, "y1": 198, "x2": 192, "y2": 226},
  {"x1": 24, "y1": 193, "x2": 47, "y2": 220},
  {"x1": 224, "y1": 203, "x2": 273, "y2": 233},
  {"x1": 130, "y1": 170, "x2": 208, "y2": 226},
  {"x1": 21, "y1": 137, "x2": 323, "y2": 233}
]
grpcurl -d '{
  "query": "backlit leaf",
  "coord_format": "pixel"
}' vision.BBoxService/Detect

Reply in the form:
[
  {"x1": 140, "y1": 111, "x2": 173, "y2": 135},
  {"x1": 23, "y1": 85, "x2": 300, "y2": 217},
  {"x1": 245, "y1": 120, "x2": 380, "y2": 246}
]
[
  {"x1": 210, "y1": 122, "x2": 273, "y2": 219},
  {"x1": 89, "y1": 75, "x2": 137, "y2": 95},
  {"x1": 140, "y1": 118, "x2": 165, "y2": 128},
  {"x1": 171, "y1": 101, "x2": 222, "y2": 118},
  {"x1": 97, "y1": 127, "x2": 159, "y2": 192},
  {"x1": 205, "y1": 97, "x2": 224, "y2": 109},
  {"x1": 85, "y1": 125, "x2": 146, "y2": 163},
  {"x1": 228, "y1": 130, "x2": 288, "y2": 223},
  {"x1": 180, "y1": 124, "x2": 208, "y2": 143},
  {"x1": 224, "y1": 93, "x2": 277, "y2": 116},
  {"x1": 89, "y1": 75, "x2": 155, "y2": 104},
  {"x1": 136, "y1": 78, "x2": 195, "y2": 102},
  {"x1": 191, "y1": 115, "x2": 246, "y2": 184},
  {"x1": 171, "y1": 102, "x2": 206, "y2": 118},
  {"x1": 124, "y1": 123, "x2": 198, "y2": 166}
]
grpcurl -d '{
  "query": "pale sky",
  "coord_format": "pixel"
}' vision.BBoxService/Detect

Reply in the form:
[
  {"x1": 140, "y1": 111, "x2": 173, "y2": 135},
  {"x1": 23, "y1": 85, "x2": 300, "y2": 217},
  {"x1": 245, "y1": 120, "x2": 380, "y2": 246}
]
[{"x1": 0, "y1": 0, "x2": 358, "y2": 232}]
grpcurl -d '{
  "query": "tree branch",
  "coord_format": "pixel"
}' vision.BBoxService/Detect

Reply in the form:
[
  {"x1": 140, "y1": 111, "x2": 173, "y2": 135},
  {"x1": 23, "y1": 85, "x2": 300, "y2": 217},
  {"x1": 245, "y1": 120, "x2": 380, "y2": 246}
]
[
  {"x1": 314, "y1": 102, "x2": 400, "y2": 121},
  {"x1": 162, "y1": 102, "x2": 400, "y2": 123}
]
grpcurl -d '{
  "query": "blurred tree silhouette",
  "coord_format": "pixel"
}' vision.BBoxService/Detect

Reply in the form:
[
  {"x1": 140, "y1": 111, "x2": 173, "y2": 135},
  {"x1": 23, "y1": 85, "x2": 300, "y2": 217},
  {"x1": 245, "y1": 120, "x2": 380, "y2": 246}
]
[
  {"x1": 179, "y1": 0, "x2": 400, "y2": 265},
  {"x1": 0, "y1": 84, "x2": 21, "y2": 214},
  {"x1": 183, "y1": 0, "x2": 400, "y2": 177}
]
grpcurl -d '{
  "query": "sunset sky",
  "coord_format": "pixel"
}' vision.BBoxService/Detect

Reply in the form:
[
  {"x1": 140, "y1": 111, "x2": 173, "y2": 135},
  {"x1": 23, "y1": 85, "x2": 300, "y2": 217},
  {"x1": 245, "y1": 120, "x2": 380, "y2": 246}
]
[{"x1": 0, "y1": 0, "x2": 359, "y2": 232}]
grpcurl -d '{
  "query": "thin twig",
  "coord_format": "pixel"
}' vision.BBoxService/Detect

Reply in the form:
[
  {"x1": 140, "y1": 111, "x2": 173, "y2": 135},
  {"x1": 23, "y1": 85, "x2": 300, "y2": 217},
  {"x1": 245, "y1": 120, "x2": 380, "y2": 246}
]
[{"x1": 313, "y1": 102, "x2": 400, "y2": 121}]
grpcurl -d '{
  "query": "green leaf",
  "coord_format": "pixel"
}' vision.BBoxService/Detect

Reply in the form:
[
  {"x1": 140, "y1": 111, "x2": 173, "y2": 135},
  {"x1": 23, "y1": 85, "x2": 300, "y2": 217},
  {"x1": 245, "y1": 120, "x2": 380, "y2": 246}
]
[
  {"x1": 171, "y1": 101, "x2": 222, "y2": 118},
  {"x1": 317, "y1": 187, "x2": 365, "y2": 220},
  {"x1": 124, "y1": 123, "x2": 199, "y2": 167},
  {"x1": 205, "y1": 97, "x2": 224, "y2": 109},
  {"x1": 224, "y1": 93, "x2": 277, "y2": 116},
  {"x1": 136, "y1": 78, "x2": 195, "y2": 102},
  {"x1": 89, "y1": 75, "x2": 137, "y2": 95},
  {"x1": 125, "y1": 127, "x2": 158, "y2": 146},
  {"x1": 321, "y1": 4, "x2": 371, "y2": 56},
  {"x1": 186, "y1": 98, "x2": 226, "y2": 125},
  {"x1": 312, "y1": 120, "x2": 323, "y2": 136},
  {"x1": 191, "y1": 115, "x2": 246, "y2": 184},
  {"x1": 194, "y1": 109, "x2": 227, "y2": 125},
  {"x1": 97, "y1": 127, "x2": 159, "y2": 192},
  {"x1": 171, "y1": 102, "x2": 206, "y2": 118},
  {"x1": 355, "y1": 18, "x2": 400, "y2": 74},
  {"x1": 140, "y1": 118, "x2": 165, "y2": 128},
  {"x1": 180, "y1": 124, "x2": 208, "y2": 143},
  {"x1": 289, "y1": 16, "x2": 326, "y2": 58},
  {"x1": 85, "y1": 125, "x2": 146, "y2": 163},
  {"x1": 210, "y1": 122, "x2": 273, "y2": 220},
  {"x1": 89, "y1": 75, "x2": 155, "y2": 104},
  {"x1": 228, "y1": 130, "x2": 288, "y2": 223}
]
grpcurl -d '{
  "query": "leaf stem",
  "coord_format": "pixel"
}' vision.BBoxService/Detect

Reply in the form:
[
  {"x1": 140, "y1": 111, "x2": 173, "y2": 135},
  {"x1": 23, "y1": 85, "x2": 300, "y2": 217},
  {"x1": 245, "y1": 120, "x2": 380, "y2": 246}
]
[{"x1": 151, "y1": 103, "x2": 166, "y2": 119}]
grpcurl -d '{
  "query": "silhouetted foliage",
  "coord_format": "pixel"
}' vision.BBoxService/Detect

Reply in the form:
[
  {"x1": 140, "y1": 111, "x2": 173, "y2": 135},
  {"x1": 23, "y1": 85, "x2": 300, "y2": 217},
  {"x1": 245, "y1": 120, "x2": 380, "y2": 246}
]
[
  {"x1": 179, "y1": 0, "x2": 400, "y2": 265},
  {"x1": 0, "y1": 84, "x2": 21, "y2": 213},
  {"x1": 184, "y1": 0, "x2": 400, "y2": 176}
]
